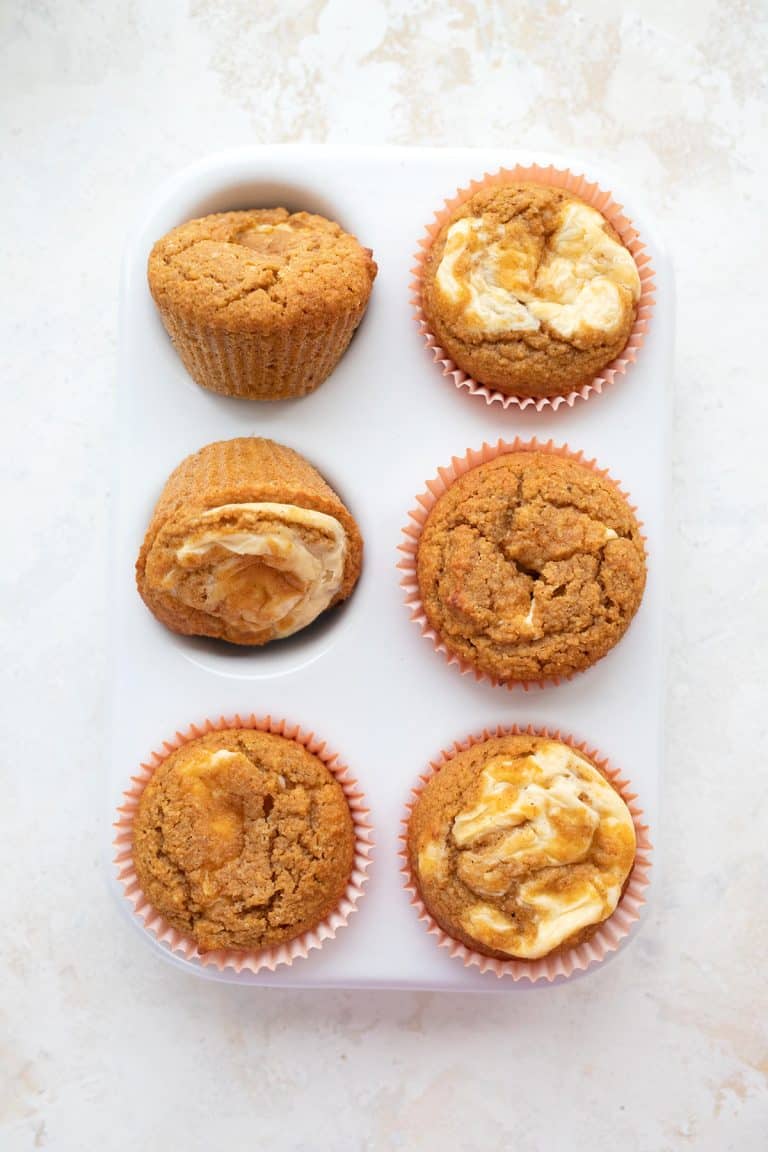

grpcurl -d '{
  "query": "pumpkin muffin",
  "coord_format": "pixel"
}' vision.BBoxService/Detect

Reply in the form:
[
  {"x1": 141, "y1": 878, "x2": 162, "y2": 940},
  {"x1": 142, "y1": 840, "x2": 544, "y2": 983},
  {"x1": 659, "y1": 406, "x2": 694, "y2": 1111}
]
[
  {"x1": 136, "y1": 437, "x2": 363, "y2": 645},
  {"x1": 407, "y1": 733, "x2": 637, "y2": 961},
  {"x1": 148, "y1": 208, "x2": 376, "y2": 399},
  {"x1": 132, "y1": 728, "x2": 356, "y2": 953},
  {"x1": 416, "y1": 451, "x2": 645, "y2": 682},
  {"x1": 421, "y1": 183, "x2": 641, "y2": 398}
]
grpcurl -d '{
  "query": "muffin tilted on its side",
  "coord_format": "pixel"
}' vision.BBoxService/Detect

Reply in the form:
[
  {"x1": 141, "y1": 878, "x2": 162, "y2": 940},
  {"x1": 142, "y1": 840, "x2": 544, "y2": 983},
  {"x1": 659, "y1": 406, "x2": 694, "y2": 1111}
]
[
  {"x1": 148, "y1": 208, "x2": 377, "y2": 399},
  {"x1": 132, "y1": 728, "x2": 356, "y2": 953},
  {"x1": 415, "y1": 449, "x2": 646, "y2": 683},
  {"x1": 136, "y1": 437, "x2": 363, "y2": 645},
  {"x1": 420, "y1": 183, "x2": 641, "y2": 399},
  {"x1": 407, "y1": 733, "x2": 637, "y2": 961}
]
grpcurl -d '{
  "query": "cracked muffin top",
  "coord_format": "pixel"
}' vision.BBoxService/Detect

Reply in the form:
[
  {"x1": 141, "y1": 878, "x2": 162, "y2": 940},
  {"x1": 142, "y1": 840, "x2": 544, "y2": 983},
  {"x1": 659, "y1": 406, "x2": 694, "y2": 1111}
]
[
  {"x1": 416, "y1": 452, "x2": 646, "y2": 682},
  {"x1": 420, "y1": 183, "x2": 641, "y2": 398},
  {"x1": 407, "y1": 733, "x2": 637, "y2": 960},
  {"x1": 132, "y1": 728, "x2": 355, "y2": 953},
  {"x1": 147, "y1": 208, "x2": 377, "y2": 332}
]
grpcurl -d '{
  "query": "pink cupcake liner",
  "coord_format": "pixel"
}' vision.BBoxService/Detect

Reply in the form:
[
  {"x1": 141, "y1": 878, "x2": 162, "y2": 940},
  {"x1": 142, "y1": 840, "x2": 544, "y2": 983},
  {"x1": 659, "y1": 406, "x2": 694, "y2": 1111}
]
[
  {"x1": 412, "y1": 162, "x2": 656, "y2": 412},
  {"x1": 397, "y1": 436, "x2": 646, "y2": 692},
  {"x1": 400, "y1": 723, "x2": 652, "y2": 983},
  {"x1": 113, "y1": 713, "x2": 373, "y2": 975}
]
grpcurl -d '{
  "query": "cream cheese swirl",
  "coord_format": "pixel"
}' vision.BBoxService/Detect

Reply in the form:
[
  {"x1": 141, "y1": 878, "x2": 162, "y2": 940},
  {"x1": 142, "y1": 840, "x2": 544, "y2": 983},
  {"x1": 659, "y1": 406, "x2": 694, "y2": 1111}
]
[
  {"x1": 164, "y1": 501, "x2": 347, "y2": 640},
  {"x1": 436, "y1": 202, "x2": 641, "y2": 343}
]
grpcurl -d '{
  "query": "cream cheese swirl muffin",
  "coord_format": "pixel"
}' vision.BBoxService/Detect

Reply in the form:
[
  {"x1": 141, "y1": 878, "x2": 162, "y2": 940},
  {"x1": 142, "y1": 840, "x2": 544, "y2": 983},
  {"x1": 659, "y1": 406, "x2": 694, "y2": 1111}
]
[
  {"x1": 136, "y1": 438, "x2": 362, "y2": 645},
  {"x1": 421, "y1": 183, "x2": 641, "y2": 398},
  {"x1": 407, "y1": 734, "x2": 637, "y2": 960},
  {"x1": 132, "y1": 728, "x2": 356, "y2": 952}
]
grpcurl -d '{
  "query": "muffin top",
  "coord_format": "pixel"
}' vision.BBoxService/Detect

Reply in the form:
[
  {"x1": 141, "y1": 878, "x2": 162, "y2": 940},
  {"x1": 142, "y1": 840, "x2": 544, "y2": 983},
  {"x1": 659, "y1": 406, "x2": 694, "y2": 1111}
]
[
  {"x1": 417, "y1": 452, "x2": 646, "y2": 682},
  {"x1": 408, "y1": 734, "x2": 637, "y2": 960},
  {"x1": 148, "y1": 208, "x2": 377, "y2": 332},
  {"x1": 132, "y1": 729, "x2": 355, "y2": 952},
  {"x1": 421, "y1": 183, "x2": 641, "y2": 397}
]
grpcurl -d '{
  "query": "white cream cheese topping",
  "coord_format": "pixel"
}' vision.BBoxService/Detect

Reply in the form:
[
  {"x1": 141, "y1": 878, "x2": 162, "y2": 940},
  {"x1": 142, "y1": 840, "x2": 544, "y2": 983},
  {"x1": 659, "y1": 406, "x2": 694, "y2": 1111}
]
[
  {"x1": 435, "y1": 202, "x2": 641, "y2": 341},
  {"x1": 249, "y1": 222, "x2": 294, "y2": 233},
  {"x1": 170, "y1": 501, "x2": 347, "y2": 639}
]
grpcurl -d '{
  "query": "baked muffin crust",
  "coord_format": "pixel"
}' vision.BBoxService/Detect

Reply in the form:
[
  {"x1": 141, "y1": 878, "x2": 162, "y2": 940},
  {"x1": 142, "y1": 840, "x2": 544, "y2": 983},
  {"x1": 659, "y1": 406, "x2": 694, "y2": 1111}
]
[
  {"x1": 416, "y1": 452, "x2": 646, "y2": 682},
  {"x1": 133, "y1": 729, "x2": 355, "y2": 952},
  {"x1": 421, "y1": 184, "x2": 641, "y2": 397},
  {"x1": 408, "y1": 734, "x2": 636, "y2": 960}
]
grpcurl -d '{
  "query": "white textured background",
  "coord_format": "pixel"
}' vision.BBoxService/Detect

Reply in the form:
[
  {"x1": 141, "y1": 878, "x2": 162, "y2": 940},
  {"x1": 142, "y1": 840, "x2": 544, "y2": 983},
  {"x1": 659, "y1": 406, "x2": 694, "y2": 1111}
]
[{"x1": 2, "y1": 2, "x2": 767, "y2": 1149}]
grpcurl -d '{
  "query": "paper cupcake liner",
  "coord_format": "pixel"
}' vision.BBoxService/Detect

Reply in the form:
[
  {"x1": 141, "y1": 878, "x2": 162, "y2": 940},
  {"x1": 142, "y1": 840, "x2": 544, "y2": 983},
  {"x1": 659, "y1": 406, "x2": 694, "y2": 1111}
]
[
  {"x1": 160, "y1": 308, "x2": 362, "y2": 400},
  {"x1": 412, "y1": 163, "x2": 656, "y2": 412},
  {"x1": 400, "y1": 723, "x2": 652, "y2": 983},
  {"x1": 398, "y1": 436, "x2": 646, "y2": 692},
  {"x1": 113, "y1": 713, "x2": 373, "y2": 975}
]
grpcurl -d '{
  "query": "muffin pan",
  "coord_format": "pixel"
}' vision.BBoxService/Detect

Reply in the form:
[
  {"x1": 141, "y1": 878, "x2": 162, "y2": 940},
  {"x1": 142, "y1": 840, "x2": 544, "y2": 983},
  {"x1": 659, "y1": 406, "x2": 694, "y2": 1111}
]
[{"x1": 110, "y1": 146, "x2": 670, "y2": 989}]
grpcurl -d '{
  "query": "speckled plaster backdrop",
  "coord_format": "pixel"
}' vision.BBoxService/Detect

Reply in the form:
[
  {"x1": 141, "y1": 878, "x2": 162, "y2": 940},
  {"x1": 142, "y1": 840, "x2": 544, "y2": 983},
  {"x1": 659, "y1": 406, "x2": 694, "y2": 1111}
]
[{"x1": 2, "y1": 2, "x2": 767, "y2": 1149}]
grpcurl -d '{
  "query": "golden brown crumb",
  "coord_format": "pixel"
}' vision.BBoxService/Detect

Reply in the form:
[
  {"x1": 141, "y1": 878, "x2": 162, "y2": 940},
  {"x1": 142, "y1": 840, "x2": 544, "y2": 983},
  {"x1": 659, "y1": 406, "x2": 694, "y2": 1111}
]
[{"x1": 417, "y1": 452, "x2": 646, "y2": 681}]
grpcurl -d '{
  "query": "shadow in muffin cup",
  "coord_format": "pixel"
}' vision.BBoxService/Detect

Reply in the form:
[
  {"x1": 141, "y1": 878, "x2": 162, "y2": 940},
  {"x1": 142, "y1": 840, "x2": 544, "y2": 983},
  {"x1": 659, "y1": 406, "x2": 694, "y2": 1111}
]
[
  {"x1": 168, "y1": 594, "x2": 357, "y2": 681},
  {"x1": 182, "y1": 180, "x2": 350, "y2": 231}
]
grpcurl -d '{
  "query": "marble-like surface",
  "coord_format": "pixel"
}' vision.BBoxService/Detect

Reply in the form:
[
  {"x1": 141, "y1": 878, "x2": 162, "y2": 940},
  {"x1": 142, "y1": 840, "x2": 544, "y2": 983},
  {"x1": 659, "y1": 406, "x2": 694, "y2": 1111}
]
[{"x1": 1, "y1": 2, "x2": 766, "y2": 1149}]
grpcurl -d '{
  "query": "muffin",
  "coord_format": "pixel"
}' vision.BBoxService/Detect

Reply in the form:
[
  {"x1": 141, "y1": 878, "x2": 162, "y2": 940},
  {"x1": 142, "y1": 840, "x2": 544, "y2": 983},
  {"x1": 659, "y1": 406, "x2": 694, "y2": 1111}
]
[
  {"x1": 132, "y1": 727, "x2": 356, "y2": 952},
  {"x1": 407, "y1": 733, "x2": 637, "y2": 961},
  {"x1": 420, "y1": 183, "x2": 641, "y2": 398},
  {"x1": 136, "y1": 437, "x2": 363, "y2": 645},
  {"x1": 416, "y1": 450, "x2": 646, "y2": 682},
  {"x1": 148, "y1": 208, "x2": 377, "y2": 399}
]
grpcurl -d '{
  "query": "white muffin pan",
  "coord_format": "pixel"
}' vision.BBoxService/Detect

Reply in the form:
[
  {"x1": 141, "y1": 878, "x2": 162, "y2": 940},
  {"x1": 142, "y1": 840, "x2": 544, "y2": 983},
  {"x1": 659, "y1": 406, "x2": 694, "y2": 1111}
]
[{"x1": 110, "y1": 146, "x2": 670, "y2": 989}]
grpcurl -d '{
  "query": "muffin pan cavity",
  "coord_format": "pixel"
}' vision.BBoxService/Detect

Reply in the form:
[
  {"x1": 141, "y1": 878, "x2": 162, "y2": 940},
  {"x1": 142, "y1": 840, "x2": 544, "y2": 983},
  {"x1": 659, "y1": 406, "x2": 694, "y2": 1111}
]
[
  {"x1": 111, "y1": 147, "x2": 669, "y2": 989},
  {"x1": 165, "y1": 589, "x2": 360, "y2": 682},
  {"x1": 173, "y1": 178, "x2": 356, "y2": 239}
]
